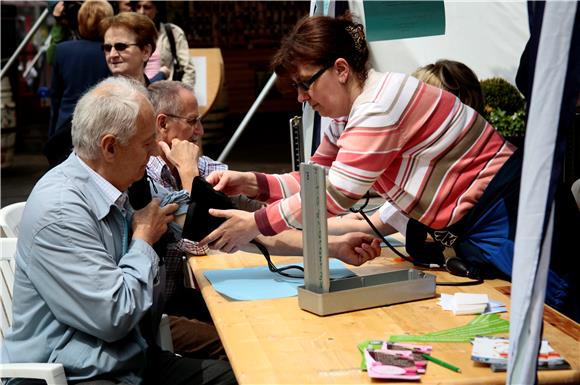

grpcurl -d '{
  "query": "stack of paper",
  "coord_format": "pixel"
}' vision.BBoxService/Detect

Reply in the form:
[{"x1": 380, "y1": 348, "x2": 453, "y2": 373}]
[
  {"x1": 439, "y1": 293, "x2": 488, "y2": 315},
  {"x1": 439, "y1": 293, "x2": 506, "y2": 315},
  {"x1": 471, "y1": 337, "x2": 570, "y2": 371}
]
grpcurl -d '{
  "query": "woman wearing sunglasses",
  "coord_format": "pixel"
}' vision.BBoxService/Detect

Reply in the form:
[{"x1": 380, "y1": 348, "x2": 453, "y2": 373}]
[
  {"x1": 101, "y1": 12, "x2": 157, "y2": 86},
  {"x1": 200, "y1": 14, "x2": 573, "y2": 316}
]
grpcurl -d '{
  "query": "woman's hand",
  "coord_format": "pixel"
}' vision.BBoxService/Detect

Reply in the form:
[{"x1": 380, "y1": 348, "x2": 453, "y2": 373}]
[
  {"x1": 328, "y1": 232, "x2": 381, "y2": 266},
  {"x1": 206, "y1": 170, "x2": 258, "y2": 197},
  {"x1": 199, "y1": 209, "x2": 260, "y2": 253}
]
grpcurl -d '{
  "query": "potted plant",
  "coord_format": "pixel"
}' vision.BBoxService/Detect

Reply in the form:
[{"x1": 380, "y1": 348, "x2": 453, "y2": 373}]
[{"x1": 480, "y1": 77, "x2": 526, "y2": 147}]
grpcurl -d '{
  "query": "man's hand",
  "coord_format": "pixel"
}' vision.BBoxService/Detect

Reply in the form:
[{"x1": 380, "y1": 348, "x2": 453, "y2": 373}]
[
  {"x1": 199, "y1": 209, "x2": 260, "y2": 253},
  {"x1": 328, "y1": 232, "x2": 381, "y2": 266},
  {"x1": 206, "y1": 170, "x2": 258, "y2": 197},
  {"x1": 132, "y1": 199, "x2": 178, "y2": 245},
  {"x1": 159, "y1": 139, "x2": 199, "y2": 192}
]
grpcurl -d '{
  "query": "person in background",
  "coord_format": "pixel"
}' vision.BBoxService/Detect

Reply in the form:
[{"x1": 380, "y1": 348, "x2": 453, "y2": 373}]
[
  {"x1": 110, "y1": 0, "x2": 132, "y2": 14},
  {"x1": 199, "y1": 14, "x2": 574, "y2": 317},
  {"x1": 101, "y1": 11, "x2": 157, "y2": 86},
  {"x1": 412, "y1": 59, "x2": 485, "y2": 115},
  {"x1": 45, "y1": 10, "x2": 156, "y2": 168},
  {"x1": 46, "y1": 1, "x2": 82, "y2": 66},
  {"x1": 134, "y1": 0, "x2": 195, "y2": 86},
  {"x1": 147, "y1": 80, "x2": 226, "y2": 359},
  {"x1": 45, "y1": 0, "x2": 114, "y2": 168},
  {"x1": 1, "y1": 76, "x2": 235, "y2": 385}
]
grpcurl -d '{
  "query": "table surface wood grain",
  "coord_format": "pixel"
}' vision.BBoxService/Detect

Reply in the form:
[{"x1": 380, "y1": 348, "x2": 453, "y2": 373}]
[{"x1": 188, "y1": 249, "x2": 580, "y2": 384}]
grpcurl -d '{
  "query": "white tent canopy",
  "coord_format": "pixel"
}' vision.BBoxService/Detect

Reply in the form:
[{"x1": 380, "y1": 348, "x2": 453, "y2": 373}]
[{"x1": 350, "y1": 1, "x2": 529, "y2": 83}]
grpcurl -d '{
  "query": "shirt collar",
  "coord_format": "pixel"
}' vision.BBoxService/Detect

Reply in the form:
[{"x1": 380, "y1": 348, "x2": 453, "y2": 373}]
[{"x1": 75, "y1": 154, "x2": 126, "y2": 211}]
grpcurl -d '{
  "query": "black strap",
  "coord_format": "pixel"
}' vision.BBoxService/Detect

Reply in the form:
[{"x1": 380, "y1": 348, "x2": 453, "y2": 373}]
[
  {"x1": 251, "y1": 240, "x2": 304, "y2": 279},
  {"x1": 164, "y1": 23, "x2": 180, "y2": 70}
]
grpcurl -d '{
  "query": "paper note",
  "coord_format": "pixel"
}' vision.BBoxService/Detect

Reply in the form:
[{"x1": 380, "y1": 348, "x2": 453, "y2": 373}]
[{"x1": 438, "y1": 293, "x2": 504, "y2": 315}]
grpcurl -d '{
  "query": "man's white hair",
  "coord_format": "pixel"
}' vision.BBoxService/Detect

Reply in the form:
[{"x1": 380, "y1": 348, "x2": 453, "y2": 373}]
[{"x1": 72, "y1": 76, "x2": 149, "y2": 160}]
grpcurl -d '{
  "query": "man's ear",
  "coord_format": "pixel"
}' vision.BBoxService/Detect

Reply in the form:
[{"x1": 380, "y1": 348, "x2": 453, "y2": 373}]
[
  {"x1": 157, "y1": 114, "x2": 168, "y2": 142},
  {"x1": 157, "y1": 113, "x2": 167, "y2": 131},
  {"x1": 101, "y1": 134, "x2": 117, "y2": 162}
]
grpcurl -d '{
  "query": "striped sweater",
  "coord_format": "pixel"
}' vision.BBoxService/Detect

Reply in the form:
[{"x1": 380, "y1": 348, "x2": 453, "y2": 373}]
[{"x1": 254, "y1": 69, "x2": 515, "y2": 236}]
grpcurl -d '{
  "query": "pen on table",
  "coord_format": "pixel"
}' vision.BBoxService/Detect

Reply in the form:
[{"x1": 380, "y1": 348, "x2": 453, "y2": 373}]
[{"x1": 422, "y1": 353, "x2": 462, "y2": 373}]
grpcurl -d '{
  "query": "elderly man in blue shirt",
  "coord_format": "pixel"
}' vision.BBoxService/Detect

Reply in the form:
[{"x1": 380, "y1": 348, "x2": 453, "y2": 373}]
[{"x1": 1, "y1": 76, "x2": 235, "y2": 385}]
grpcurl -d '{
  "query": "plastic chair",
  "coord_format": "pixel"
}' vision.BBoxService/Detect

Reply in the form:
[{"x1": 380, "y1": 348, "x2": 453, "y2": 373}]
[
  {"x1": 0, "y1": 237, "x2": 68, "y2": 384},
  {"x1": 0, "y1": 237, "x2": 173, "y2": 383},
  {"x1": 0, "y1": 202, "x2": 26, "y2": 237}
]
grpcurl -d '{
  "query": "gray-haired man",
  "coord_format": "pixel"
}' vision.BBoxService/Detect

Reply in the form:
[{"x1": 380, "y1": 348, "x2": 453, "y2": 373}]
[{"x1": 1, "y1": 76, "x2": 235, "y2": 385}]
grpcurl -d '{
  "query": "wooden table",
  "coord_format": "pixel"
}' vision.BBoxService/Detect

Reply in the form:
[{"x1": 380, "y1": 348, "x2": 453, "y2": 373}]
[{"x1": 188, "y1": 251, "x2": 580, "y2": 384}]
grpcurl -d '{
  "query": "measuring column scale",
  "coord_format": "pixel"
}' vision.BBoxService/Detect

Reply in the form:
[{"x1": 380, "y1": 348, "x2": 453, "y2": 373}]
[{"x1": 297, "y1": 163, "x2": 436, "y2": 316}]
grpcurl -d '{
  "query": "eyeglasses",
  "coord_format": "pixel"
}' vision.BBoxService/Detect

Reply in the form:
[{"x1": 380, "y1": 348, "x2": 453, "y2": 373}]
[
  {"x1": 101, "y1": 42, "x2": 139, "y2": 53},
  {"x1": 290, "y1": 65, "x2": 331, "y2": 91},
  {"x1": 165, "y1": 113, "x2": 201, "y2": 126}
]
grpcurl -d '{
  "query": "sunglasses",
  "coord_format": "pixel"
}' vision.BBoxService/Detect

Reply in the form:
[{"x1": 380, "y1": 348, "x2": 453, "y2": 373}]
[
  {"x1": 101, "y1": 42, "x2": 139, "y2": 53},
  {"x1": 290, "y1": 65, "x2": 331, "y2": 91},
  {"x1": 165, "y1": 113, "x2": 201, "y2": 127}
]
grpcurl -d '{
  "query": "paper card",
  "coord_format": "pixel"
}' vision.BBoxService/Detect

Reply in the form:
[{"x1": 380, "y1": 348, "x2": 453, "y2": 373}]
[
  {"x1": 471, "y1": 337, "x2": 565, "y2": 366},
  {"x1": 365, "y1": 349, "x2": 421, "y2": 380}
]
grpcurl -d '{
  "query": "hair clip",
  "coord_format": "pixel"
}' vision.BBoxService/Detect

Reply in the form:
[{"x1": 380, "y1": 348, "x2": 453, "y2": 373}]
[{"x1": 346, "y1": 24, "x2": 366, "y2": 53}]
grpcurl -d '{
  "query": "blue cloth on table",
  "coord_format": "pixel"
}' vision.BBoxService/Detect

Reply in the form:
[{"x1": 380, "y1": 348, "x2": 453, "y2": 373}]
[{"x1": 204, "y1": 259, "x2": 353, "y2": 301}]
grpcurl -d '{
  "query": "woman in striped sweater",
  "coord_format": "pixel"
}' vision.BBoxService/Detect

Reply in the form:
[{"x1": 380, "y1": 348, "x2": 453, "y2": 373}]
[{"x1": 200, "y1": 15, "x2": 571, "y2": 312}]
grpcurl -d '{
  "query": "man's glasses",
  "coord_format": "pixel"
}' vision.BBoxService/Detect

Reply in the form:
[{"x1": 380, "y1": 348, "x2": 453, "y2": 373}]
[
  {"x1": 290, "y1": 65, "x2": 331, "y2": 91},
  {"x1": 102, "y1": 42, "x2": 139, "y2": 53},
  {"x1": 165, "y1": 113, "x2": 201, "y2": 127}
]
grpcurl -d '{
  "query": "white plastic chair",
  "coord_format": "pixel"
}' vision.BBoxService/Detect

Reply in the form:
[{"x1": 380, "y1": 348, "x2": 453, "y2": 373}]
[
  {"x1": 0, "y1": 237, "x2": 68, "y2": 384},
  {"x1": 0, "y1": 236, "x2": 173, "y2": 384},
  {"x1": 0, "y1": 202, "x2": 26, "y2": 237}
]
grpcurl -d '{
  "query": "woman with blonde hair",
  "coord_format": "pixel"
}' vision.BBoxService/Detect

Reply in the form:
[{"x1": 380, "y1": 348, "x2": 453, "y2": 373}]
[{"x1": 412, "y1": 59, "x2": 484, "y2": 115}]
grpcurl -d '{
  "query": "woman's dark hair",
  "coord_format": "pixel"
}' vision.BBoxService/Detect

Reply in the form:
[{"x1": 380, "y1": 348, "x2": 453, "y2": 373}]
[
  {"x1": 130, "y1": 1, "x2": 166, "y2": 27},
  {"x1": 412, "y1": 60, "x2": 485, "y2": 115},
  {"x1": 272, "y1": 14, "x2": 369, "y2": 86}
]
